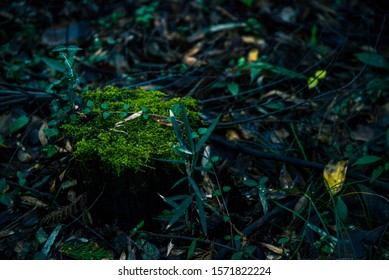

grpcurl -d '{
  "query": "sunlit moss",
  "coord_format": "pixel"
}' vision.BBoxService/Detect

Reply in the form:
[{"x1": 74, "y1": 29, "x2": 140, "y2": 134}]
[{"x1": 62, "y1": 86, "x2": 199, "y2": 174}]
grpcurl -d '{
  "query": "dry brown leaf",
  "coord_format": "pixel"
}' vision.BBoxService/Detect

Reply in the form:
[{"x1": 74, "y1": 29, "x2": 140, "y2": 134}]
[
  {"x1": 185, "y1": 42, "x2": 203, "y2": 56},
  {"x1": 225, "y1": 129, "x2": 240, "y2": 141},
  {"x1": 38, "y1": 121, "x2": 49, "y2": 146},
  {"x1": 260, "y1": 242, "x2": 283, "y2": 255},
  {"x1": 20, "y1": 196, "x2": 48, "y2": 208}
]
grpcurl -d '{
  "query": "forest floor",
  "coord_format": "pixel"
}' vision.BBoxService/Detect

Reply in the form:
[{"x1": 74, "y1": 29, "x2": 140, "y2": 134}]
[{"x1": 0, "y1": 0, "x2": 388, "y2": 259}]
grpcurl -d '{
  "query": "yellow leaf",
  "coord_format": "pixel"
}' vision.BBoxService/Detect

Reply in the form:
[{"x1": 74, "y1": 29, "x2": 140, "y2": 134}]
[
  {"x1": 308, "y1": 76, "x2": 318, "y2": 89},
  {"x1": 323, "y1": 160, "x2": 348, "y2": 195},
  {"x1": 248, "y1": 48, "x2": 259, "y2": 62},
  {"x1": 314, "y1": 69, "x2": 327, "y2": 80}
]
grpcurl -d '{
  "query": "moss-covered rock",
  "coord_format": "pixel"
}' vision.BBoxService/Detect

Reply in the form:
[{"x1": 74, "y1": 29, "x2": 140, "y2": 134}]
[{"x1": 62, "y1": 86, "x2": 199, "y2": 174}]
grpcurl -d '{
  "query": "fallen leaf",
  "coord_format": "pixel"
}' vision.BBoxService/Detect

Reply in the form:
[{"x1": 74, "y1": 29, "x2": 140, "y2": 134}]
[
  {"x1": 38, "y1": 121, "x2": 49, "y2": 146},
  {"x1": 247, "y1": 48, "x2": 259, "y2": 62},
  {"x1": 260, "y1": 242, "x2": 283, "y2": 255},
  {"x1": 323, "y1": 160, "x2": 348, "y2": 195}
]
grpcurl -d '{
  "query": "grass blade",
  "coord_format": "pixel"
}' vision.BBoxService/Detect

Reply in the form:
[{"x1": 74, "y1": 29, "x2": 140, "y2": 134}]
[{"x1": 195, "y1": 115, "x2": 220, "y2": 153}]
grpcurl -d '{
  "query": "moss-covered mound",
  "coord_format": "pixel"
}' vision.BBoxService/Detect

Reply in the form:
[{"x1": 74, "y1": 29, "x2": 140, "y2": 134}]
[{"x1": 62, "y1": 86, "x2": 198, "y2": 173}]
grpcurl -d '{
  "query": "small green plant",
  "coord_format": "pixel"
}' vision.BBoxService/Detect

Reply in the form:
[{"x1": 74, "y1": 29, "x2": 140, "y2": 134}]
[
  {"x1": 243, "y1": 176, "x2": 269, "y2": 215},
  {"x1": 45, "y1": 45, "x2": 84, "y2": 104},
  {"x1": 135, "y1": 1, "x2": 159, "y2": 28},
  {"x1": 157, "y1": 103, "x2": 220, "y2": 236}
]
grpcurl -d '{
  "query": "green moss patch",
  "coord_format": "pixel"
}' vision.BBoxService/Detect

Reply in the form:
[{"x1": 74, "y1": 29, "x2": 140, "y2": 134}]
[{"x1": 62, "y1": 86, "x2": 198, "y2": 173}]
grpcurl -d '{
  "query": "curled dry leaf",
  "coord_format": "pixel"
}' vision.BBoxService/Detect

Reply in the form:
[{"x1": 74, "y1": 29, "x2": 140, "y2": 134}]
[
  {"x1": 20, "y1": 196, "x2": 48, "y2": 208},
  {"x1": 260, "y1": 242, "x2": 284, "y2": 255}
]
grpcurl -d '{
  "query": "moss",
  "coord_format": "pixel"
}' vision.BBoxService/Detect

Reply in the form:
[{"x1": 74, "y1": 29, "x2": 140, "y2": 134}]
[{"x1": 62, "y1": 86, "x2": 199, "y2": 174}]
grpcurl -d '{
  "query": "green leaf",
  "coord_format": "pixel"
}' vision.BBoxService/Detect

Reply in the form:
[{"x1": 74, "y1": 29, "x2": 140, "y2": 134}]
[
  {"x1": 52, "y1": 45, "x2": 67, "y2": 52},
  {"x1": 238, "y1": 57, "x2": 246, "y2": 67},
  {"x1": 41, "y1": 57, "x2": 66, "y2": 73},
  {"x1": 0, "y1": 178, "x2": 9, "y2": 194},
  {"x1": 170, "y1": 109, "x2": 186, "y2": 149},
  {"x1": 245, "y1": 61, "x2": 306, "y2": 79},
  {"x1": 227, "y1": 83, "x2": 239, "y2": 96},
  {"x1": 195, "y1": 115, "x2": 220, "y2": 153},
  {"x1": 250, "y1": 67, "x2": 262, "y2": 83},
  {"x1": 43, "y1": 128, "x2": 59, "y2": 138},
  {"x1": 32, "y1": 175, "x2": 50, "y2": 189},
  {"x1": 66, "y1": 45, "x2": 82, "y2": 52},
  {"x1": 48, "y1": 119, "x2": 58, "y2": 127},
  {"x1": 83, "y1": 108, "x2": 91, "y2": 115},
  {"x1": 170, "y1": 103, "x2": 180, "y2": 116},
  {"x1": 231, "y1": 251, "x2": 244, "y2": 260},
  {"x1": 352, "y1": 155, "x2": 382, "y2": 166},
  {"x1": 277, "y1": 237, "x2": 290, "y2": 245},
  {"x1": 180, "y1": 103, "x2": 194, "y2": 153},
  {"x1": 371, "y1": 165, "x2": 384, "y2": 183},
  {"x1": 123, "y1": 103, "x2": 130, "y2": 110},
  {"x1": 243, "y1": 178, "x2": 257, "y2": 187},
  {"x1": 211, "y1": 81, "x2": 227, "y2": 88},
  {"x1": 10, "y1": 115, "x2": 30, "y2": 134},
  {"x1": 264, "y1": 101, "x2": 284, "y2": 110},
  {"x1": 196, "y1": 195, "x2": 207, "y2": 235},
  {"x1": 222, "y1": 186, "x2": 231, "y2": 192},
  {"x1": 336, "y1": 197, "x2": 348, "y2": 222},
  {"x1": 211, "y1": 156, "x2": 219, "y2": 163},
  {"x1": 355, "y1": 52, "x2": 389, "y2": 70},
  {"x1": 242, "y1": 0, "x2": 253, "y2": 8},
  {"x1": 101, "y1": 102, "x2": 109, "y2": 109},
  {"x1": 120, "y1": 112, "x2": 128, "y2": 119},
  {"x1": 103, "y1": 111, "x2": 110, "y2": 119},
  {"x1": 42, "y1": 144, "x2": 58, "y2": 158},
  {"x1": 198, "y1": 128, "x2": 207, "y2": 135},
  {"x1": 171, "y1": 176, "x2": 188, "y2": 190},
  {"x1": 188, "y1": 177, "x2": 202, "y2": 201},
  {"x1": 259, "y1": 176, "x2": 269, "y2": 185},
  {"x1": 191, "y1": 132, "x2": 199, "y2": 139},
  {"x1": 166, "y1": 194, "x2": 194, "y2": 230},
  {"x1": 213, "y1": 190, "x2": 222, "y2": 196},
  {"x1": 86, "y1": 100, "x2": 94, "y2": 107},
  {"x1": 187, "y1": 239, "x2": 197, "y2": 259},
  {"x1": 244, "y1": 245, "x2": 257, "y2": 255},
  {"x1": 17, "y1": 171, "x2": 26, "y2": 187},
  {"x1": 0, "y1": 135, "x2": 4, "y2": 145}
]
